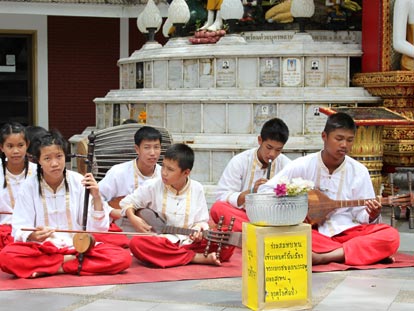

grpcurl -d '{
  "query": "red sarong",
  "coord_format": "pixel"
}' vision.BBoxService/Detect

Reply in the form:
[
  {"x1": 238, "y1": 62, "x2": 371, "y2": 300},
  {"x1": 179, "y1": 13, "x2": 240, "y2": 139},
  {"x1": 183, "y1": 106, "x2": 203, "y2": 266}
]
[
  {"x1": 0, "y1": 224, "x2": 13, "y2": 251},
  {"x1": 210, "y1": 201, "x2": 248, "y2": 232},
  {"x1": 93, "y1": 222, "x2": 130, "y2": 248},
  {"x1": 129, "y1": 235, "x2": 235, "y2": 268},
  {"x1": 312, "y1": 223, "x2": 400, "y2": 265},
  {"x1": 0, "y1": 241, "x2": 132, "y2": 278}
]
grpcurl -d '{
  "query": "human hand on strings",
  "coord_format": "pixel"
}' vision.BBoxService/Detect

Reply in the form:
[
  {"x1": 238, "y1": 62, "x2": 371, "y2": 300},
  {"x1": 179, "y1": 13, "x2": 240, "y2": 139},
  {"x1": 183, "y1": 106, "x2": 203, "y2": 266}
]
[
  {"x1": 27, "y1": 226, "x2": 55, "y2": 242},
  {"x1": 189, "y1": 229, "x2": 203, "y2": 242},
  {"x1": 130, "y1": 214, "x2": 152, "y2": 233},
  {"x1": 366, "y1": 199, "x2": 382, "y2": 222}
]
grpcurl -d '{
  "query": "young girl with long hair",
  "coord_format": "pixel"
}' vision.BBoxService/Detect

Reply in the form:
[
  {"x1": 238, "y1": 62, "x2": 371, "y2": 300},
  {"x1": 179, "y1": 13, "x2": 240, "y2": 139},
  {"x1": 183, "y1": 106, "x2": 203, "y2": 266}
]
[
  {"x1": 0, "y1": 130, "x2": 131, "y2": 278},
  {"x1": 0, "y1": 122, "x2": 36, "y2": 250}
]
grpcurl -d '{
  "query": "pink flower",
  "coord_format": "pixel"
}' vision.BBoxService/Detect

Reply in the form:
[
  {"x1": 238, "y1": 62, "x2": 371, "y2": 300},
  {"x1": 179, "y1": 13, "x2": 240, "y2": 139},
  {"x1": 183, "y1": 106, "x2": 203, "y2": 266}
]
[{"x1": 274, "y1": 184, "x2": 287, "y2": 197}]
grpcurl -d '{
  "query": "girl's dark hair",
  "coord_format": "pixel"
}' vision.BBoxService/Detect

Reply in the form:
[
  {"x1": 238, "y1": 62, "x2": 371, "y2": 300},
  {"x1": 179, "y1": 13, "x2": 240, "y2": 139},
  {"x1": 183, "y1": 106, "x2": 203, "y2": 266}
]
[
  {"x1": 164, "y1": 143, "x2": 194, "y2": 171},
  {"x1": 25, "y1": 125, "x2": 48, "y2": 155},
  {"x1": 32, "y1": 129, "x2": 69, "y2": 196},
  {"x1": 0, "y1": 122, "x2": 29, "y2": 188}
]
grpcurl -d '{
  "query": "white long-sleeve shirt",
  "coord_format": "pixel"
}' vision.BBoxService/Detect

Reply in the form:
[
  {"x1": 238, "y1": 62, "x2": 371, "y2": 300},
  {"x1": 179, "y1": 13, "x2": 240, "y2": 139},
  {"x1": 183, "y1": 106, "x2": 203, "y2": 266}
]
[
  {"x1": 215, "y1": 148, "x2": 291, "y2": 208},
  {"x1": 12, "y1": 170, "x2": 110, "y2": 248},
  {"x1": 259, "y1": 151, "x2": 377, "y2": 237},
  {"x1": 99, "y1": 159, "x2": 162, "y2": 201},
  {"x1": 0, "y1": 161, "x2": 37, "y2": 224},
  {"x1": 120, "y1": 177, "x2": 209, "y2": 245}
]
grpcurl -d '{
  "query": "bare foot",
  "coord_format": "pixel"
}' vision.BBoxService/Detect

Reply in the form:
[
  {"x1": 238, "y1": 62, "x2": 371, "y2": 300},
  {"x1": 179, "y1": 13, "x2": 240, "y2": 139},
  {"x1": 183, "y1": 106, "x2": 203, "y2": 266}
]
[
  {"x1": 57, "y1": 254, "x2": 77, "y2": 274},
  {"x1": 312, "y1": 248, "x2": 345, "y2": 265},
  {"x1": 191, "y1": 252, "x2": 222, "y2": 266},
  {"x1": 29, "y1": 272, "x2": 48, "y2": 278}
]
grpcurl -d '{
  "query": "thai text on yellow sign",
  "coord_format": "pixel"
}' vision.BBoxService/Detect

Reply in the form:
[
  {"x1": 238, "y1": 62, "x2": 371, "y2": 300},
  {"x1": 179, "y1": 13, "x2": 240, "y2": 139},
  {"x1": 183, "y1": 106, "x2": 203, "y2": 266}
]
[{"x1": 263, "y1": 235, "x2": 308, "y2": 302}]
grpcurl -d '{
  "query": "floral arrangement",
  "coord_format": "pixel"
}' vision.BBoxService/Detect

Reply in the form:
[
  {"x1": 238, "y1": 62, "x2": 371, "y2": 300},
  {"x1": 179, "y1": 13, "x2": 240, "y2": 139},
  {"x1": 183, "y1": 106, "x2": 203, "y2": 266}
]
[
  {"x1": 138, "y1": 111, "x2": 147, "y2": 124},
  {"x1": 274, "y1": 176, "x2": 314, "y2": 197}
]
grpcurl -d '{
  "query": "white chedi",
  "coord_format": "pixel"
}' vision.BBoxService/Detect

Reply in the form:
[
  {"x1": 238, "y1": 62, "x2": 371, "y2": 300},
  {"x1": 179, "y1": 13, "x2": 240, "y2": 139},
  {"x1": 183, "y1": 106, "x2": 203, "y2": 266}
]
[{"x1": 290, "y1": 0, "x2": 315, "y2": 18}]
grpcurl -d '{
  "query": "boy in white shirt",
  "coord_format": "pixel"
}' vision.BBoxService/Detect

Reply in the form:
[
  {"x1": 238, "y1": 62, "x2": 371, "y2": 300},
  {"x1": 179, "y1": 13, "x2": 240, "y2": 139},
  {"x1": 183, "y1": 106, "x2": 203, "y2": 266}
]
[{"x1": 120, "y1": 143, "x2": 234, "y2": 268}]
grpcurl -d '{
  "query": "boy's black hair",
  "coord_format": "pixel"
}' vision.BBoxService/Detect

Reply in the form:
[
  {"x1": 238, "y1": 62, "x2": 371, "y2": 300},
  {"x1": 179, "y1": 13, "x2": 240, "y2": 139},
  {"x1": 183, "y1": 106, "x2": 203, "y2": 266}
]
[
  {"x1": 134, "y1": 126, "x2": 162, "y2": 146},
  {"x1": 0, "y1": 122, "x2": 30, "y2": 188},
  {"x1": 164, "y1": 143, "x2": 194, "y2": 171},
  {"x1": 323, "y1": 112, "x2": 356, "y2": 135},
  {"x1": 31, "y1": 129, "x2": 69, "y2": 195},
  {"x1": 25, "y1": 125, "x2": 48, "y2": 155},
  {"x1": 260, "y1": 118, "x2": 289, "y2": 144}
]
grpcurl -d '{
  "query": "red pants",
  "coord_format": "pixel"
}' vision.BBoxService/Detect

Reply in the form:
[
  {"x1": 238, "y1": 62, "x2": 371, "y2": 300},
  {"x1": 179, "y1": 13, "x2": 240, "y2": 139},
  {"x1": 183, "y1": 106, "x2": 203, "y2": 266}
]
[
  {"x1": 0, "y1": 241, "x2": 132, "y2": 278},
  {"x1": 129, "y1": 235, "x2": 235, "y2": 268},
  {"x1": 312, "y1": 223, "x2": 400, "y2": 265},
  {"x1": 93, "y1": 222, "x2": 130, "y2": 248},
  {"x1": 210, "y1": 201, "x2": 248, "y2": 232},
  {"x1": 0, "y1": 224, "x2": 13, "y2": 251}
]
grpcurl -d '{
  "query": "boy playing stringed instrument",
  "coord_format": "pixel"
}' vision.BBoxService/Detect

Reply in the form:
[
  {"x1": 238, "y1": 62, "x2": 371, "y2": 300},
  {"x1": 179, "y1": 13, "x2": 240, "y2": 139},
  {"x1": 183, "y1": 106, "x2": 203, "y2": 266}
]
[
  {"x1": 259, "y1": 112, "x2": 400, "y2": 266},
  {"x1": 97, "y1": 126, "x2": 163, "y2": 247},
  {"x1": 120, "y1": 143, "x2": 234, "y2": 268}
]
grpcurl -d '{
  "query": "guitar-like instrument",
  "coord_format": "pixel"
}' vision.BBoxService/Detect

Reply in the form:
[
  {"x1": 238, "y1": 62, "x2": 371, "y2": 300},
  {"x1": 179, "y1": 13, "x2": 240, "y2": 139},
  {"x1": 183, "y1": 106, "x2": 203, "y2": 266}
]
[
  {"x1": 136, "y1": 208, "x2": 242, "y2": 248},
  {"x1": 202, "y1": 190, "x2": 414, "y2": 249},
  {"x1": 307, "y1": 189, "x2": 413, "y2": 226}
]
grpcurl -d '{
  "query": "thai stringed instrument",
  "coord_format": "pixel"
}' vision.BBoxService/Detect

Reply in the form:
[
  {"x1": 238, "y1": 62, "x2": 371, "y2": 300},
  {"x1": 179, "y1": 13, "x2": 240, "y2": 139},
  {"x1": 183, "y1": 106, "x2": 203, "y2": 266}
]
[
  {"x1": 136, "y1": 208, "x2": 241, "y2": 250},
  {"x1": 73, "y1": 131, "x2": 96, "y2": 272},
  {"x1": 203, "y1": 189, "x2": 414, "y2": 248},
  {"x1": 306, "y1": 189, "x2": 413, "y2": 226}
]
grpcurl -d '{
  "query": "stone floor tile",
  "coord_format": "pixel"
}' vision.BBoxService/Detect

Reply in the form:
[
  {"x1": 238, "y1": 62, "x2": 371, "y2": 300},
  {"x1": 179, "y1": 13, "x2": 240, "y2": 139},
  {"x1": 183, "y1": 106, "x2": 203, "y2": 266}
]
[
  {"x1": 0, "y1": 291, "x2": 83, "y2": 311},
  {"x1": 72, "y1": 299, "x2": 158, "y2": 311}
]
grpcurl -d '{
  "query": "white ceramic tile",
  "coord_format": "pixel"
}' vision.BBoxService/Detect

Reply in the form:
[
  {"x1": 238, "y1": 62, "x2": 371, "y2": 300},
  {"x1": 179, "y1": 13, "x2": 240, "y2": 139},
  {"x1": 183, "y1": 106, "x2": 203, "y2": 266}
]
[
  {"x1": 199, "y1": 58, "x2": 214, "y2": 88},
  {"x1": 153, "y1": 60, "x2": 168, "y2": 89},
  {"x1": 147, "y1": 103, "x2": 165, "y2": 127},
  {"x1": 166, "y1": 104, "x2": 182, "y2": 132},
  {"x1": 327, "y1": 57, "x2": 348, "y2": 87},
  {"x1": 192, "y1": 150, "x2": 210, "y2": 183},
  {"x1": 168, "y1": 59, "x2": 183, "y2": 89},
  {"x1": 228, "y1": 104, "x2": 252, "y2": 134},
  {"x1": 203, "y1": 103, "x2": 226, "y2": 133},
  {"x1": 238, "y1": 58, "x2": 257, "y2": 88},
  {"x1": 183, "y1": 59, "x2": 199, "y2": 88},
  {"x1": 212, "y1": 151, "x2": 234, "y2": 183},
  {"x1": 182, "y1": 103, "x2": 201, "y2": 133},
  {"x1": 279, "y1": 103, "x2": 303, "y2": 136}
]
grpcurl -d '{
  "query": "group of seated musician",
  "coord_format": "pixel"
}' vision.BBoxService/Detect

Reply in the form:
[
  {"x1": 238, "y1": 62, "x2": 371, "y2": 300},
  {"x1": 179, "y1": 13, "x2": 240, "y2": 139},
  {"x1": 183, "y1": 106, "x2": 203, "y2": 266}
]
[{"x1": 0, "y1": 111, "x2": 404, "y2": 278}]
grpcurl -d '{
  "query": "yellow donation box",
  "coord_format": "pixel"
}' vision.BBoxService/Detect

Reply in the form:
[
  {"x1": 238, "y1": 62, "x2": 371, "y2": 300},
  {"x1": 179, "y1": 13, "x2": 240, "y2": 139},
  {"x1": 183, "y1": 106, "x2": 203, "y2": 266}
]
[{"x1": 242, "y1": 223, "x2": 312, "y2": 310}]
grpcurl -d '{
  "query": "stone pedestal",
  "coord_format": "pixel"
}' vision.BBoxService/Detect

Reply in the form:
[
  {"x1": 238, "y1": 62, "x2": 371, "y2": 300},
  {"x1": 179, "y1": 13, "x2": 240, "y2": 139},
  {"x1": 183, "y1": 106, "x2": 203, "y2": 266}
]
[{"x1": 89, "y1": 31, "x2": 380, "y2": 186}]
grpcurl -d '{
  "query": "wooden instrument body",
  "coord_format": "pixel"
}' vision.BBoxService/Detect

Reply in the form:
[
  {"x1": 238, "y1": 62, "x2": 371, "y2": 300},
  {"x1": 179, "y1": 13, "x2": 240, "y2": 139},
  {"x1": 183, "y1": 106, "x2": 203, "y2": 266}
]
[
  {"x1": 136, "y1": 208, "x2": 204, "y2": 237},
  {"x1": 307, "y1": 189, "x2": 412, "y2": 226}
]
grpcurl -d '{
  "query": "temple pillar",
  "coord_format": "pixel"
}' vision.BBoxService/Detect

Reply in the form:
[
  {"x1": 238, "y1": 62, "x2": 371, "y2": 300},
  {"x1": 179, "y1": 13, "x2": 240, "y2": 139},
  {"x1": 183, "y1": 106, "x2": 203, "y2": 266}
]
[
  {"x1": 361, "y1": 0, "x2": 384, "y2": 73},
  {"x1": 354, "y1": 0, "x2": 414, "y2": 188}
]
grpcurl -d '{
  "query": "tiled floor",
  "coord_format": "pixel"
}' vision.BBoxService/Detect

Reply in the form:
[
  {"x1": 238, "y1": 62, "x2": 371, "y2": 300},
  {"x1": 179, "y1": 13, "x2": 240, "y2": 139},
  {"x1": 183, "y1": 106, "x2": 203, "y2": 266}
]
[{"x1": 0, "y1": 209, "x2": 413, "y2": 311}]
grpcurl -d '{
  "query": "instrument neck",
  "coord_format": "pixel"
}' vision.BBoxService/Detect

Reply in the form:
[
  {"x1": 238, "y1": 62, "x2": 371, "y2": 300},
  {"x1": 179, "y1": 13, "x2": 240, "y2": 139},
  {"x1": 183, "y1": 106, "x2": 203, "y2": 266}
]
[{"x1": 162, "y1": 225, "x2": 197, "y2": 236}]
